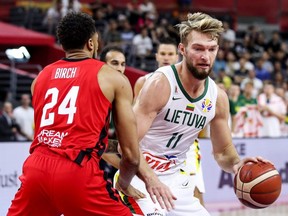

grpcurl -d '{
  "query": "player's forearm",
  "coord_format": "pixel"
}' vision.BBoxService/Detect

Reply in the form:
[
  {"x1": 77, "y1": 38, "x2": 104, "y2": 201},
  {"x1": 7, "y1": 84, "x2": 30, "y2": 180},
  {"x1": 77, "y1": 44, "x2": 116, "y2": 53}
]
[
  {"x1": 102, "y1": 153, "x2": 121, "y2": 169},
  {"x1": 136, "y1": 152, "x2": 157, "y2": 184},
  {"x1": 214, "y1": 144, "x2": 240, "y2": 173},
  {"x1": 118, "y1": 155, "x2": 139, "y2": 189}
]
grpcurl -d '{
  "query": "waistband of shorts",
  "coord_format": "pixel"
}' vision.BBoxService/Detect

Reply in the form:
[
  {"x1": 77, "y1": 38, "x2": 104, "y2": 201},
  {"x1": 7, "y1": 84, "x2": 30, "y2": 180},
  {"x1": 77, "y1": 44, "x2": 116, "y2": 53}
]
[
  {"x1": 33, "y1": 145, "x2": 96, "y2": 166},
  {"x1": 33, "y1": 145, "x2": 65, "y2": 159}
]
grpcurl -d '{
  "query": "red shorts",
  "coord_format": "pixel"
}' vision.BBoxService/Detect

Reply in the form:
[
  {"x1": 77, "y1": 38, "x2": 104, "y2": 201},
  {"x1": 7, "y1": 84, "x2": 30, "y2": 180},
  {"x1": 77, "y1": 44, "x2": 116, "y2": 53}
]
[{"x1": 7, "y1": 146, "x2": 132, "y2": 216}]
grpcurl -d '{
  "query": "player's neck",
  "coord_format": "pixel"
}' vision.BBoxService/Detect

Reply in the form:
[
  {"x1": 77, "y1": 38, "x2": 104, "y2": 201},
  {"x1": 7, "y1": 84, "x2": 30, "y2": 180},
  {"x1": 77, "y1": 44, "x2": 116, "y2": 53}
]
[{"x1": 65, "y1": 50, "x2": 92, "y2": 59}]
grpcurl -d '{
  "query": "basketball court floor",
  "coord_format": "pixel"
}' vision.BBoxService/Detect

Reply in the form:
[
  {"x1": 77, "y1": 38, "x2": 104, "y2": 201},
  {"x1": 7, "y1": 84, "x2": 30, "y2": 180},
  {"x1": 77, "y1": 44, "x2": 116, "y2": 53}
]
[{"x1": 208, "y1": 202, "x2": 288, "y2": 216}]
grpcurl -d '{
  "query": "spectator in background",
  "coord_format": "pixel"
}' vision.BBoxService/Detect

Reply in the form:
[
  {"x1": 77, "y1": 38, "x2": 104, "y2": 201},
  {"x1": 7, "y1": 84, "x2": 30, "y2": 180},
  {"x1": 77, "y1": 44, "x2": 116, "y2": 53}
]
[
  {"x1": 254, "y1": 57, "x2": 272, "y2": 81},
  {"x1": 13, "y1": 94, "x2": 34, "y2": 141},
  {"x1": 138, "y1": 0, "x2": 157, "y2": 16},
  {"x1": 61, "y1": 0, "x2": 82, "y2": 17},
  {"x1": 235, "y1": 81, "x2": 258, "y2": 112},
  {"x1": 119, "y1": 18, "x2": 135, "y2": 55},
  {"x1": 225, "y1": 51, "x2": 237, "y2": 77},
  {"x1": 273, "y1": 60, "x2": 287, "y2": 79},
  {"x1": 221, "y1": 21, "x2": 236, "y2": 48},
  {"x1": 273, "y1": 49, "x2": 288, "y2": 73},
  {"x1": 103, "y1": 3, "x2": 119, "y2": 21},
  {"x1": 227, "y1": 84, "x2": 240, "y2": 132},
  {"x1": 178, "y1": 0, "x2": 192, "y2": 12},
  {"x1": 254, "y1": 31, "x2": 266, "y2": 57},
  {"x1": 258, "y1": 82, "x2": 286, "y2": 137},
  {"x1": 43, "y1": 0, "x2": 62, "y2": 35},
  {"x1": 217, "y1": 69, "x2": 232, "y2": 90},
  {"x1": 212, "y1": 48, "x2": 226, "y2": 78},
  {"x1": 275, "y1": 87, "x2": 288, "y2": 136},
  {"x1": 125, "y1": 1, "x2": 146, "y2": 33},
  {"x1": 240, "y1": 69, "x2": 263, "y2": 98},
  {"x1": 261, "y1": 51, "x2": 274, "y2": 73},
  {"x1": 138, "y1": 0, "x2": 158, "y2": 24},
  {"x1": 43, "y1": 0, "x2": 81, "y2": 36},
  {"x1": 93, "y1": 8, "x2": 108, "y2": 39},
  {"x1": 133, "y1": 37, "x2": 179, "y2": 100},
  {"x1": 0, "y1": 102, "x2": 22, "y2": 141},
  {"x1": 233, "y1": 57, "x2": 249, "y2": 85},
  {"x1": 103, "y1": 19, "x2": 122, "y2": 46},
  {"x1": 234, "y1": 82, "x2": 263, "y2": 137},
  {"x1": 266, "y1": 31, "x2": 282, "y2": 58},
  {"x1": 132, "y1": 26, "x2": 153, "y2": 70},
  {"x1": 273, "y1": 72, "x2": 285, "y2": 88}
]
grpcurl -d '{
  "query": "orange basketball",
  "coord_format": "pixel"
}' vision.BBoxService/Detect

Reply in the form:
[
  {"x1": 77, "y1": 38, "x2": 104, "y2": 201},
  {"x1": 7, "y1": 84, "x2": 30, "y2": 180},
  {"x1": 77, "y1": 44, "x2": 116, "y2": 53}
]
[{"x1": 234, "y1": 161, "x2": 282, "y2": 209}]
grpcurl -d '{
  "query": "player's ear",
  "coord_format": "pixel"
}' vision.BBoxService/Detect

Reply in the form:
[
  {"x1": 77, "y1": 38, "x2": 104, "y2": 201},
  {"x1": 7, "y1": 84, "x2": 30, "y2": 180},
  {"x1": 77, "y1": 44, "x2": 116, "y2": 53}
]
[
  {"x1": 87, "y1": 38, "x2": 94, "y2": 51},
  {"x1": 178, "y1": 43, "x2": 185, "y2": 55}
]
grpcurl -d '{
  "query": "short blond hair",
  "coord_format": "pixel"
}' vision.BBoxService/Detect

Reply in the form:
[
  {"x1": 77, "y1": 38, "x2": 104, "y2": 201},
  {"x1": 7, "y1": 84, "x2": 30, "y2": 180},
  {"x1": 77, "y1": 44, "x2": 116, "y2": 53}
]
[{"x1": 176, "y1": 12, "x2": 224, "y2": 45}]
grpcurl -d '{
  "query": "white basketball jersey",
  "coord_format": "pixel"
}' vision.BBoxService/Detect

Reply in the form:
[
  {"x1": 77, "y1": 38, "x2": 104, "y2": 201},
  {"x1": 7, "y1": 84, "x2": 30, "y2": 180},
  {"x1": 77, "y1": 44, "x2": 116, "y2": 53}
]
[{"x1": 141, "y1": 65, "x2": 218, "y2": 175}]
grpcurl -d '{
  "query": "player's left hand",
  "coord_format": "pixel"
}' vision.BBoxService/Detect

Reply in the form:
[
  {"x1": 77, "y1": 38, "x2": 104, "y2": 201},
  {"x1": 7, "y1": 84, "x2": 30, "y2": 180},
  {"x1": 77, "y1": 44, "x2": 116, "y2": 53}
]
[{"x1": 232, "y1": 156, "x2": 273, "y2": 175}]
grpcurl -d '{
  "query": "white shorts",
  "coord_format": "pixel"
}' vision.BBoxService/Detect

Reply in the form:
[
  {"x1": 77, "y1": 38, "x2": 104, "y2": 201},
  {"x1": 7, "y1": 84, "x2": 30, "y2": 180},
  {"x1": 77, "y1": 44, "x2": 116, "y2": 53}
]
[
  {"x1": 114, "y1": 170, "x2": 210, "y2": 216},
  {"x1": 184, "y1": 141, "x2": 205, "y2": 193}
]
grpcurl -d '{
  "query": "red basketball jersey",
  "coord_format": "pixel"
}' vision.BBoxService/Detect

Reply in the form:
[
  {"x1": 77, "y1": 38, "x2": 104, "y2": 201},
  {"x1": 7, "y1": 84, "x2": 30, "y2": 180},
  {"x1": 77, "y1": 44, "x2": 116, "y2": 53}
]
[{"x1": 31, "y1": 58, "x2": 111, "y2": 165}]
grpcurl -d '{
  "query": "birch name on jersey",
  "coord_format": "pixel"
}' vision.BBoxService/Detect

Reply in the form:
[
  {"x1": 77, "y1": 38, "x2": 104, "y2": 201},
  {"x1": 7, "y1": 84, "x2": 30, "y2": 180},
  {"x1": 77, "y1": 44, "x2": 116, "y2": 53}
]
[
  {"x1": 164, "y1": 108, "x2": 206, "y2": 129},
  {"x1": 52, "y1": 67, "x2": 78, "y2": 79}
]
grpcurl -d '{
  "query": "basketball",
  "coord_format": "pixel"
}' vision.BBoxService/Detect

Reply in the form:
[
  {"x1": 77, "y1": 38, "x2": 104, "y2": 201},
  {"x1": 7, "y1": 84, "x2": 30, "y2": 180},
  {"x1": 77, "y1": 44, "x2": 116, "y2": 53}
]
[{"x1": 234, "y1": 161, "x2": 282, "y2": 209}]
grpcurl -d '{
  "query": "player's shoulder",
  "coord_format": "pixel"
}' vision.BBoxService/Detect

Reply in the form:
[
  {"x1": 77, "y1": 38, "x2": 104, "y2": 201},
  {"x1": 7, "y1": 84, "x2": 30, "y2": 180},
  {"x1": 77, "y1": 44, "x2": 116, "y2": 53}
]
[
  {"x1": 216, "y1": 85, "x2": 229, "y2": 102},
  {"x1": 99, "y1": 64, "x2": 131, "y2": 88},
  {"x1": 145, "y1": 71, "x2": 169, "y2": 89}
]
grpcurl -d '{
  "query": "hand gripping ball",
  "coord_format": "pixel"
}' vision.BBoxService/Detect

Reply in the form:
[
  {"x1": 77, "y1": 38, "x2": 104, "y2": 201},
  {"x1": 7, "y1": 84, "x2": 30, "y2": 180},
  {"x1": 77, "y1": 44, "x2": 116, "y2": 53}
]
[{"x1": 234, "y1": 161, "x2": 282, "y2": 209}]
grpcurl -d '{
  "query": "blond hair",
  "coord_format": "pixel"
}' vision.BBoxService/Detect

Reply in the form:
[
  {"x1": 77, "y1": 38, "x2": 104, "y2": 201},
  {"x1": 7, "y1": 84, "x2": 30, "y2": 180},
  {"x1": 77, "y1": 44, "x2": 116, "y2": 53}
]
[{"x1": 176, "y1": 12, "x2": 224, "y2": 45}]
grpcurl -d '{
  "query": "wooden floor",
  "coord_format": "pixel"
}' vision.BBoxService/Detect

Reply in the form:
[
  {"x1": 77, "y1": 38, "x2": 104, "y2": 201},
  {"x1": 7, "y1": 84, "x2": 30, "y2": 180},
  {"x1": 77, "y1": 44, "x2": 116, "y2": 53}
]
[{"x1": 210, "y1": 203, "x2": 288, "y2": 216}]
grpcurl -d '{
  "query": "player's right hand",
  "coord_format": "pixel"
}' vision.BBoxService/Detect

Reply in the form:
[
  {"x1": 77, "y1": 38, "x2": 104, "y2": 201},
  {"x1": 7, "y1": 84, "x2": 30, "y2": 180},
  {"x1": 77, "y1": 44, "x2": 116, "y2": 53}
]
[{"x1": 144, "y1": 176, "x2": 177, "y2": 211}]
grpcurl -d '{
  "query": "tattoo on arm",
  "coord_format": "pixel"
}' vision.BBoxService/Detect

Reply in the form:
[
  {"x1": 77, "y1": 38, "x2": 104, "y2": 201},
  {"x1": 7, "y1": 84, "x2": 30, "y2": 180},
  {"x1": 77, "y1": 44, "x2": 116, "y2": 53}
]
[{"x1": 106, "y1": 139, "x2": 119, "y2": 153}]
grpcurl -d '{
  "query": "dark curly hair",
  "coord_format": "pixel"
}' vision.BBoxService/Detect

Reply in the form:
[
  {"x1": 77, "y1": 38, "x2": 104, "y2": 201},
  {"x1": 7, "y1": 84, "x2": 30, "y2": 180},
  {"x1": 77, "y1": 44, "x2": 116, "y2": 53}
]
[
  {"x1": 99, "y1": 45, "x2": 124, "y2": 62},
  {"x1": 56, "y1": 12, "x2": 96, "y2": 51}
]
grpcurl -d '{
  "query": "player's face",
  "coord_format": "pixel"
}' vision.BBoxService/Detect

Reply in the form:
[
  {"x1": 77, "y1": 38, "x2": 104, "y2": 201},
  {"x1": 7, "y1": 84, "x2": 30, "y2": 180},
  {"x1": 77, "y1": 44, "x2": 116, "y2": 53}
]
[
  {"x1": 179, "y1": 30, "x2": 218, "y2": 80},
  {"x1": 105, "y1": 51, "x2": 126, "y2": 74},
  {"x1": 155, "y1": 44, "x2": 178, "y2": 67}
]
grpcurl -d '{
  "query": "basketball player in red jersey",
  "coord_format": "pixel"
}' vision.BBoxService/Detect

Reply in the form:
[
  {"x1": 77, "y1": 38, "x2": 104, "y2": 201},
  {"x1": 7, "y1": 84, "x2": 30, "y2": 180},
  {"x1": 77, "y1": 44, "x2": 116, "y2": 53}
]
[{"x1": 7, "y1": 12, "x2": 143, "y2": 216}]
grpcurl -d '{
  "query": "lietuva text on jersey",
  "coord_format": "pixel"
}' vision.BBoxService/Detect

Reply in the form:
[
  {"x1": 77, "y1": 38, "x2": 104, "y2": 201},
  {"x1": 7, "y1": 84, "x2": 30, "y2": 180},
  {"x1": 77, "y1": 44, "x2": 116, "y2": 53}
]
[
  {"x1": 164, "y1": 108, "x2": 206, "y2": 129},
  {"x1": 53, "y1": 67, "x2": 78, "y2": 79}
]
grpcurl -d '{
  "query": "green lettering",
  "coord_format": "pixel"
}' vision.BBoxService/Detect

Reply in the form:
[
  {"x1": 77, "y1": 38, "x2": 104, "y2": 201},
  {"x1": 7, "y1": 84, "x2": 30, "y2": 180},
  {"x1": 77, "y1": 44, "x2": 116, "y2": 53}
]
[
  {"x1": 195, "y1": 116, "x2": 206, "y2": 129},
  {"x1": 187, "y1": 113, "x2": 196, "y2": 126},
  {"x1": 164, "y1": 109, "x2": 171, "y2": 122},
  {"x1": 182, "y1": 111, "x2": 190, "y2": 125},
  {"x1": 174, "y1": 110, "x2": 182, "y2": 124}
]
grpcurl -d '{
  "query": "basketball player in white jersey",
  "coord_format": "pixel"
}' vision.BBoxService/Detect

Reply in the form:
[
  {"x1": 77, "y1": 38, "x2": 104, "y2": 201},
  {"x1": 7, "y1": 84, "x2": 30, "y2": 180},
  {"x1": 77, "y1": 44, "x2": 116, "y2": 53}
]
[
  {"x1": 123, "y1": 12, "x2": 268, "y2": 216},
  {"x1": 133, "y1": 37, "x2": 206, "y2": 207}
]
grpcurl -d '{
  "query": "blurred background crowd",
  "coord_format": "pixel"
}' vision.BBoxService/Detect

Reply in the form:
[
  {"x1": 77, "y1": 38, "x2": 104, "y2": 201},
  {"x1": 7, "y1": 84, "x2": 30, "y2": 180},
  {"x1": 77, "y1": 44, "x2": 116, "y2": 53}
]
[{"x1": 0, "y1": 0, "x2": 288, "y2": 141}]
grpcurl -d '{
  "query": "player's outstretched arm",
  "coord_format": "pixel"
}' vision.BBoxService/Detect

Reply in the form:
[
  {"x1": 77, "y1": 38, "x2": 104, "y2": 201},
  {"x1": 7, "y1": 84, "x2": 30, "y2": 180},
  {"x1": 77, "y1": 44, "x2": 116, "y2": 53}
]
[
  {"x1": 133, "y1": 72, "x2": 177, "y2": 210},
  {"x1": 210, "y1": 87, "x2": 241, "y2": 173},
  {"x1": 101, "y1": 65, "x2": 140, "y2": 191},
  {"x1": 210, "y1": 87, "x2": 272, "y2": 174}
]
